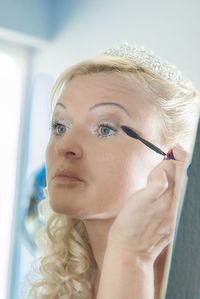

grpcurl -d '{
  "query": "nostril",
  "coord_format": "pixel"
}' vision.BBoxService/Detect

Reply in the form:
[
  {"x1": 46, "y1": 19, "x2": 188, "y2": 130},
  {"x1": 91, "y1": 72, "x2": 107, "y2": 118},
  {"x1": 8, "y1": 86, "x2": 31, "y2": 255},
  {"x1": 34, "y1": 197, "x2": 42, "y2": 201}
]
[{"x1": 66, "y1": 151, "x2": 76, "y2": 156}]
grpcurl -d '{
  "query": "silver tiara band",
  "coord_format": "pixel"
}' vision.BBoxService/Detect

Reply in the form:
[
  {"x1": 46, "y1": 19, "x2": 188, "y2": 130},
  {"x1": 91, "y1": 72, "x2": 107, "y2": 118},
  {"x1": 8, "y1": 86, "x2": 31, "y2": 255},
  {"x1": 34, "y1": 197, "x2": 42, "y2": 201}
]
[{"x1": 103, "y1": 43, "x2": 189, "y2": 88}]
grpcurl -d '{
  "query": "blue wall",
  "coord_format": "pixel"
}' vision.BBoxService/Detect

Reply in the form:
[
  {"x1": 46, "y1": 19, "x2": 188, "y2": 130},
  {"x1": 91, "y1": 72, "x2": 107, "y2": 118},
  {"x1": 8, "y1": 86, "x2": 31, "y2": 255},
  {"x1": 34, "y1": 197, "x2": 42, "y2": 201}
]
[{"x1": 0, "y1": 0, "x2": 81, "y2": 40}]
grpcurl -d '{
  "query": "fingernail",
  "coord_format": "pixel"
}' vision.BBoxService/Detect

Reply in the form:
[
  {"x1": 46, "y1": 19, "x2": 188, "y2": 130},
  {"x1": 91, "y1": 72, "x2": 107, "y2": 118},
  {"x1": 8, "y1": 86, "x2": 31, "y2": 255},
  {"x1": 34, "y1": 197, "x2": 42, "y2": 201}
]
[{"x1": 163, "y1": 149, "x2": 175, "y2": 160}]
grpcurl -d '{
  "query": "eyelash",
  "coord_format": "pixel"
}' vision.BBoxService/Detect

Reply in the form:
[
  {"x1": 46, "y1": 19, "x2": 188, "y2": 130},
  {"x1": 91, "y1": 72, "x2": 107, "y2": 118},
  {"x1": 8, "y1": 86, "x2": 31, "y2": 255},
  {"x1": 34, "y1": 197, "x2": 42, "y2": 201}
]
[
  {"x1": 49, "y1": 120, "x2": 118, "y2": 138},
  {"x1": 94, "y1": 121, "x2": 118, "y2": 138}
]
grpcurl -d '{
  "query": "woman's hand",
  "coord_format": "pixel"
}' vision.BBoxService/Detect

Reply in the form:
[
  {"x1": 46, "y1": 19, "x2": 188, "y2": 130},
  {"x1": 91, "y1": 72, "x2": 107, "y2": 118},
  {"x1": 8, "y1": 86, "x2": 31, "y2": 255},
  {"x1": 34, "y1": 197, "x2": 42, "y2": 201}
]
[{"x1": 107, "y1": 144, "x2": 189, "y2": 265}]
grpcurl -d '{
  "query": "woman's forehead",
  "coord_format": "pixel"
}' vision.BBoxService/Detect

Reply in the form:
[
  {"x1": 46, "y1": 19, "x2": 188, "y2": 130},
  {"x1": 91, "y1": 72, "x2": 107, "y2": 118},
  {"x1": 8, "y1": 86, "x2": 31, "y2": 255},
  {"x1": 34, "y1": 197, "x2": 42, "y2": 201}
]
[
  {"x1": 54, "y1": 72, "x2": 160, "y2": 120},
  {"x1": 58, "y1": 72, "x2": 151, "y2": 110},
  {"x1": 62, "y1": 72, "x2": 144, "y2": 93}
]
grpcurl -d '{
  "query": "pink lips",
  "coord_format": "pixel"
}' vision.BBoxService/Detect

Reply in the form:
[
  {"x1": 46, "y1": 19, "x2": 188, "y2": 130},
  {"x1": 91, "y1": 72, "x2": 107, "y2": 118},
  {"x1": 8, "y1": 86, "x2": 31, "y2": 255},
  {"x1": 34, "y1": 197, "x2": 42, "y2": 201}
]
[{"x1": 53, "y1": 169, "x2": 83, "y2": 182}]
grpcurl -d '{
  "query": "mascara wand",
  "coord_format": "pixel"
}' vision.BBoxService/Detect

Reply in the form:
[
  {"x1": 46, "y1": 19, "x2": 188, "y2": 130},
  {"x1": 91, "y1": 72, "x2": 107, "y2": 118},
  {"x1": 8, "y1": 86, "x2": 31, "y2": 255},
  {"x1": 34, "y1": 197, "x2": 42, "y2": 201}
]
[
  {"x1": 121, "y1": 125, "x2": 192, "y2": 175},
  {"x1": 121, "y1": 125, "x2": 174, "y2": 159}
]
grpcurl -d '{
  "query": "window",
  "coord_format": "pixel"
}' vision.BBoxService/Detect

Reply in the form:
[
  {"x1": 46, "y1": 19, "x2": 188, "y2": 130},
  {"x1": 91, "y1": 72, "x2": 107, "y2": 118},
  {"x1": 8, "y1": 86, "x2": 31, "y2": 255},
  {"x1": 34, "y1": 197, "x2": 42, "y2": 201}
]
[{"x1": 0, "y1": 40, "x2": 31, "y2": 299}]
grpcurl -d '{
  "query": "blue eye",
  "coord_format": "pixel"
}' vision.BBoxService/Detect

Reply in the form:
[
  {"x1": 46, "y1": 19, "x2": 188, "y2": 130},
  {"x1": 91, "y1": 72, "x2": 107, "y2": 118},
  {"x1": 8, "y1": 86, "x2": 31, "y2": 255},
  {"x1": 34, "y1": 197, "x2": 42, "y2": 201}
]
[
  {"x1": 96, "y1": 122, "x2": 117, "y2": 138},
  {"x1": 49, "y1": 121, "x2": 67, "y2": 135}
]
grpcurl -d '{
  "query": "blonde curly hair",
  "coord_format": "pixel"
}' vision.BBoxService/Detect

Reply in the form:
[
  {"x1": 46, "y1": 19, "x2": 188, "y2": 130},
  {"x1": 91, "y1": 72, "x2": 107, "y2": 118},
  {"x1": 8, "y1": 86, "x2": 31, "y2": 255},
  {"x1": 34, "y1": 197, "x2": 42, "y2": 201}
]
[{"x1": 25, "y1": 54, "x2": 200, "y2": 298}]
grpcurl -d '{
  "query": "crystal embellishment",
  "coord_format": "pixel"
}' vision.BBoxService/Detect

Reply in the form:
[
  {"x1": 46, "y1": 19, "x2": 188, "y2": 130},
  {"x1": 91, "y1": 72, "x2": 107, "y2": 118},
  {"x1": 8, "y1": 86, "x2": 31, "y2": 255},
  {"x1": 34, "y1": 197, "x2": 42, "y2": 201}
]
[{"x1": 103, "y1": 43, "x2": 188, "y2": 88}]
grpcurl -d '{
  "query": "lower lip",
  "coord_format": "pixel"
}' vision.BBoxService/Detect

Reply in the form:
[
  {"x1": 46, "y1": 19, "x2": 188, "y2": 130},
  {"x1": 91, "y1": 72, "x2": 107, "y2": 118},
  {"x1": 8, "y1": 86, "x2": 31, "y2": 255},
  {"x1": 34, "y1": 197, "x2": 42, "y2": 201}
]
[{"x1": 53, "y1": 176, "x2": 83, "y2": 184}]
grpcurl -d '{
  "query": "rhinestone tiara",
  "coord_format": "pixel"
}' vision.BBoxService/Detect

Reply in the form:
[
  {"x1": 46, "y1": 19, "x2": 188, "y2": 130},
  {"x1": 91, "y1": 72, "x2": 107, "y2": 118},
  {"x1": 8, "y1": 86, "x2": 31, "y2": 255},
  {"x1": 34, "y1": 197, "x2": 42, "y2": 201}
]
[{"x1": 103, "y1": 42, "x2": 189, "y2": 88}]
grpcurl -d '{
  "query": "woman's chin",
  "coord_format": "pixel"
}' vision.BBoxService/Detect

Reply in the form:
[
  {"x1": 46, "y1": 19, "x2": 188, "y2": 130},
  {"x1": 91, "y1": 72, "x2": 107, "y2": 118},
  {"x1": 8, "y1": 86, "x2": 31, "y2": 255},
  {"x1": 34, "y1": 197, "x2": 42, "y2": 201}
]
[
  {"x1": 75, "y1": 211, "x2": 119, "y2": 221},
  {"x1": 49, "y1": 202, "x2": 118, "y2": 220}
]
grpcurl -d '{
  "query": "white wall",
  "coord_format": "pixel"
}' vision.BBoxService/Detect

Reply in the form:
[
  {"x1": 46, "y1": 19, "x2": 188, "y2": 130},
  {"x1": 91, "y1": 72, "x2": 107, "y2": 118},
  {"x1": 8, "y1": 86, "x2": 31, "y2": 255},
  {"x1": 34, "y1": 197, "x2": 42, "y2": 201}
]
[{"x1": 33, "y1": 0, "x2": 200, "y2": 89}]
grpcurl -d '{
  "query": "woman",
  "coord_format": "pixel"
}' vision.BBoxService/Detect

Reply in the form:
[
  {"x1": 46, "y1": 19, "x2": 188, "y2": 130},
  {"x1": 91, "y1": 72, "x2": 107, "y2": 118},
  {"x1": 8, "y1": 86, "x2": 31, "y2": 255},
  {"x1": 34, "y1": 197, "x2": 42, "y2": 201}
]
[{"x1": 26, "y1": 43, "x2": 200, "y2": 299}]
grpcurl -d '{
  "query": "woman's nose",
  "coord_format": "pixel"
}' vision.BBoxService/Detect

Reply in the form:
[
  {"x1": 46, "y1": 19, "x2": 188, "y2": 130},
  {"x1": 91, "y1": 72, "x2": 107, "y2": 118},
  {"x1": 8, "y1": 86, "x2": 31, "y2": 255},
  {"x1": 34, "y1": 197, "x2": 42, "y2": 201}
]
[{"x1": 55, "y1": 134, "x2": 84, "y2": 159}]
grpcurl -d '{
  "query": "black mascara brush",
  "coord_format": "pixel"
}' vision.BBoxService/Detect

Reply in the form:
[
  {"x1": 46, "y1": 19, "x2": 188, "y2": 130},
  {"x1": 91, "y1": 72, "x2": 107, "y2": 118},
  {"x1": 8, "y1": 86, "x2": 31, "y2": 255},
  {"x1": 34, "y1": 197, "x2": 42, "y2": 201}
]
[
  {"x1": 120, "y1": 125, "x2": 192, "y2": 176},
  {"x1": 121, "y1": 125, "x2": 175, "y2": 159}
]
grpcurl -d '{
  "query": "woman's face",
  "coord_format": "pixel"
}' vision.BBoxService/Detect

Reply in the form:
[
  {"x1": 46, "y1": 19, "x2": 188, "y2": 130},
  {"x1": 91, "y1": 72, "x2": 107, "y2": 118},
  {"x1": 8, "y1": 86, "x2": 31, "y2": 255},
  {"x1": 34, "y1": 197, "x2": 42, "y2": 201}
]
[{"x1": 45, "y1": 72, "x2": 164, "y2": 220}]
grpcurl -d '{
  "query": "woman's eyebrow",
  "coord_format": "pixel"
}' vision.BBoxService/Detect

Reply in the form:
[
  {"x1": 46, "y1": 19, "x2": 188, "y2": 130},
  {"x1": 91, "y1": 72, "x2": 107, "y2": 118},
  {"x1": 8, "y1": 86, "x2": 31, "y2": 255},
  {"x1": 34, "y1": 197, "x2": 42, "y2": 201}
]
[
  {"x1": 55, "y1": 101, "x2": 131, "y2": 118},
  {"x1": 89, "y1": 102, "x2": 131, "y2": 117}
]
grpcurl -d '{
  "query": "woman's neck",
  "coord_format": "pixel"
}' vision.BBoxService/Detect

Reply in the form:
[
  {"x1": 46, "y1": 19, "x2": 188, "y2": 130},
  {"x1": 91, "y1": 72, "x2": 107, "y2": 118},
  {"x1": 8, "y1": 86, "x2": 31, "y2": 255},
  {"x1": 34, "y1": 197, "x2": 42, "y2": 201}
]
[
  {"x1": 82, "y1": 218, "x2": 115, "y2": 298},
  {"x1": 83, "y1": 218, "x2": 169, "y2": 299},
  {"x1": 82, "y1": 218, "x2": 114, "y2": 271}
]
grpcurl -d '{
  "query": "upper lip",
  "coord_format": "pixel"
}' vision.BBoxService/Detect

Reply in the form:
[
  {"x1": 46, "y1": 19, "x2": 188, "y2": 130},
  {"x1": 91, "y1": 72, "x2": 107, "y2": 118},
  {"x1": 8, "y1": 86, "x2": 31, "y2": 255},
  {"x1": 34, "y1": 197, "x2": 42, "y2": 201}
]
[{"x1": 54, "y1": 169, "x2": 83, "y2": 181}]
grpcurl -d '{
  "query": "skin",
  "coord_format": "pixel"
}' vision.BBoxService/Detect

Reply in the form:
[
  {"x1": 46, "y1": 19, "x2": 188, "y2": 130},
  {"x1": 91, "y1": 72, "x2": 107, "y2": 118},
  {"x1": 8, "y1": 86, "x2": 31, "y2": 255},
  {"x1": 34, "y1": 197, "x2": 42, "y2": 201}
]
[
  {"x1": 96, "y1": 146, "x2": 187, "y2": 299},
  {"x1": 45, "y1": 72, "x2": 188, "y2": 298}
]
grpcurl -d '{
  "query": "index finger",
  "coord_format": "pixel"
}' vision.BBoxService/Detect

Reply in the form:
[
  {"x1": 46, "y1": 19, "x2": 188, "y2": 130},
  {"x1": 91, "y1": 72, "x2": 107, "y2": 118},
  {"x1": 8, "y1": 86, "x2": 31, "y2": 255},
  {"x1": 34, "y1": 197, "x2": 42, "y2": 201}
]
[
  {"x1": 172, "y1": 144, "x2": 188, "y2": 162},
  {"x1": 165, "y1": 144, "x2": 191, "y2": 176}
]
